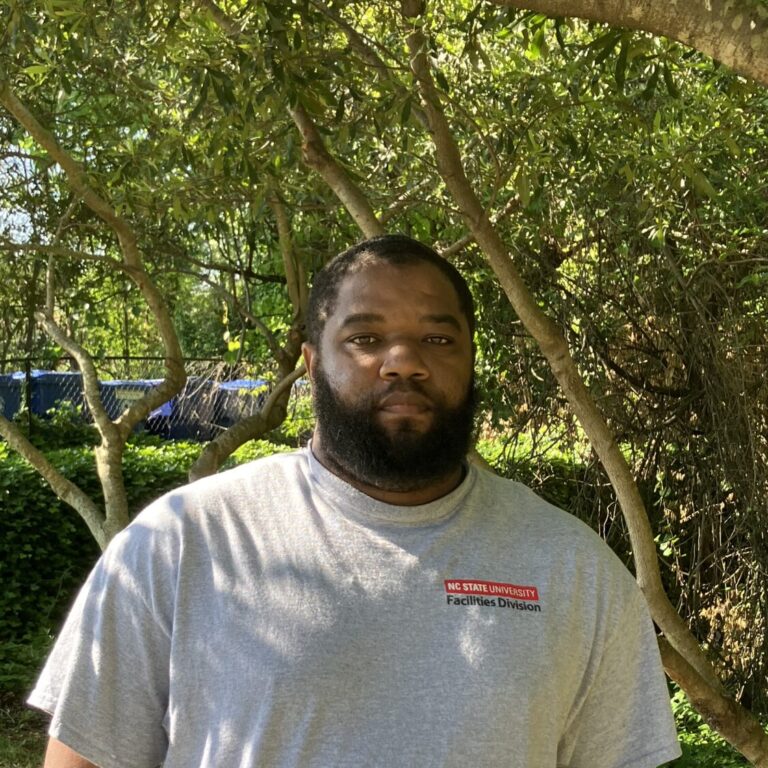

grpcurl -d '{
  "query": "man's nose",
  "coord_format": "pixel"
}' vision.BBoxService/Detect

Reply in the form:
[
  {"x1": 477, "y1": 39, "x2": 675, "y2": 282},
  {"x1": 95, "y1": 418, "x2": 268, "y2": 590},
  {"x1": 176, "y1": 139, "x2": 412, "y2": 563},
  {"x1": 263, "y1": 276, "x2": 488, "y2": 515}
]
[{"x1": 379, "y1": 341, "x2": 429, "y2": 380}]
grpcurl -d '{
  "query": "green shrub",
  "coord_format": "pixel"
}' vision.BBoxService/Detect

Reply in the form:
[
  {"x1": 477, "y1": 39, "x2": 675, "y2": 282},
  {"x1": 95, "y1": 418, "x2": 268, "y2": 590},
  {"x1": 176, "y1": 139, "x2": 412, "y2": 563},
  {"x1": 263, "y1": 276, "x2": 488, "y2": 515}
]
[
  {"x1": 225, "y1": 438, "x2": 295, "y2": 466},
  {"x1": 0, "y1": 629, "x2": 55, "y2": 698},
  {"x1": 12, "y1": 403, "x2": 99, "y2": 450},
  {"x1": 0, "y1": 444, "x2": 101, "y2": 648}
]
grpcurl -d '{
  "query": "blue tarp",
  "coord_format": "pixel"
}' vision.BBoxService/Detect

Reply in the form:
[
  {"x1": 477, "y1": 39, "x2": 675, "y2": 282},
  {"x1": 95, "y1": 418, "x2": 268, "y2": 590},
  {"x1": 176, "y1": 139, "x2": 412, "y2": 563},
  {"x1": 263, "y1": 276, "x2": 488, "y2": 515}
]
[
  {"x1": 99, "y1": 379, "x2": 163, "y2": 421},
  {"x1": 214, "y1": 379, "x2": 269, "y2": 428},
  {"x1": 147, "y1": 377, "x2": 218, "y2": 441},
  {"x1": 0, "y1": 373, "x2": 23, "y2": 420}
]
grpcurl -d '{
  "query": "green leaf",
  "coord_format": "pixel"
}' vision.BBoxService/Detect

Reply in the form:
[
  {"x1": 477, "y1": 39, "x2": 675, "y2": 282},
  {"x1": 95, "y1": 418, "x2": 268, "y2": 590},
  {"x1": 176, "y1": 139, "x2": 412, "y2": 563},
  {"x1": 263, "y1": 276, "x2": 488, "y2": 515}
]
[
  {"x1": 23, "y1": 64, "x2": 51, "y2": 77},
  {"x1": 615, "y1": 36, "x2": 629, "y2": 91},
  {"x1": 515, "y1": 169, "x2": 531, "y2": 207},
  {"x1": 434, "y1": 68, "x2": 450, "y2": 92},
  {"x1": 724, "y1": 135, "x2": 741, "y2": 158},
  {"x1": 526, "y1": 27, "x2": 546, "y2": 61},
  {"x1": 400, "y1": 96, "x2": 411, "y2": 125},
  {"x1": 662, "y1": 63, "x2": 680, "y2": 98},
  {"x1": 682, "y1": 162, "x2": 717, "y2": 198},
  {"x1": 641, "y1": 65, "x2": 660, "y2": 99}
]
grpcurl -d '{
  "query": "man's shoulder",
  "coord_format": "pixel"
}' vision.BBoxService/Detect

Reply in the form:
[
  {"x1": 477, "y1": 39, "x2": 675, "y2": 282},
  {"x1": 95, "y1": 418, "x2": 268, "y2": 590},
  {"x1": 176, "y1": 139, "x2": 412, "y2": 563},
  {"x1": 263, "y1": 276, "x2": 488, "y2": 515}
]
[
  {"x1": 126, "y1": 447, "x2": 310, "y2": 532},
  {"x1": 188, "y1": 446, "x2": 308, "y2": 494},
  {"x1": 474, "y1": 468, "x2": 634, "y2": 575},
  {"x1": 476, "y1": 468, "x2": 595, "y2": 532}
]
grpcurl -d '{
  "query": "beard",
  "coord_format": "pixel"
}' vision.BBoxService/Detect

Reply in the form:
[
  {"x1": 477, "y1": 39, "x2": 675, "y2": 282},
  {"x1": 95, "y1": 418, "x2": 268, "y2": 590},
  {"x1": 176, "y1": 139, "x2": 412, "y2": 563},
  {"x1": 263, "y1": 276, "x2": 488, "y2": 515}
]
[{"x1": 311, "y1": 364, "x2": 476, "y2": 494}]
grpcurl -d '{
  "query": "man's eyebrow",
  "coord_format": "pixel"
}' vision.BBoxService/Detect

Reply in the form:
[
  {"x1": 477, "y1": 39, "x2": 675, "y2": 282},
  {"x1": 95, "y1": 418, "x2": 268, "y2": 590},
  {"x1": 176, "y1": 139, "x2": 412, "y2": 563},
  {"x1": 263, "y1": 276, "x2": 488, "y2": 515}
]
[
  {"x1": 339, "y1": 312, "x2": 462, "y2": 331},
  {"x1": 339, "y1": 313, "x2": 386, "y2": 329},
  {"x1": 420, "y1": 313, "x2": 462, "y2": 331}
]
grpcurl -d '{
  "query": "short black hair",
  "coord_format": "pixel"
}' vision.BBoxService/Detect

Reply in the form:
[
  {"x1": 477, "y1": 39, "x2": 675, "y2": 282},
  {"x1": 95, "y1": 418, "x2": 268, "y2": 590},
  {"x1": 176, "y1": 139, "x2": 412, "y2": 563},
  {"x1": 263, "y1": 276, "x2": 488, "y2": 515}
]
[{"x1": 306, "y1": 234, "x2": 475, "y2": 346}]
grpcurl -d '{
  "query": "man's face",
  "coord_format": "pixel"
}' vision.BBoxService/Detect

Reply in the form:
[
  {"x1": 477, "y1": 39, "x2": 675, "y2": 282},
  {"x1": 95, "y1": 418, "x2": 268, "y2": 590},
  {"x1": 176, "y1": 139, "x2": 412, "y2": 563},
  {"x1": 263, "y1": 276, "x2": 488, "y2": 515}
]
[{"x1": 303, "y1": 259, "x2": 476, "y2": 492}]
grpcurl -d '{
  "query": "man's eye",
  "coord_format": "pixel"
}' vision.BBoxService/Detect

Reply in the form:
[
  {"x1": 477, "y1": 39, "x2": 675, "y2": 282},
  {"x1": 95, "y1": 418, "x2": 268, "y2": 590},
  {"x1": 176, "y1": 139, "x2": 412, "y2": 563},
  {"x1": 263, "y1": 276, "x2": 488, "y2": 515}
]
[
  {"x1": 425, "y1": 336, "x2": 451, "y2": 345},
  {"x1": 349, "y1": 335, "x2": 378, "y2": 345}
]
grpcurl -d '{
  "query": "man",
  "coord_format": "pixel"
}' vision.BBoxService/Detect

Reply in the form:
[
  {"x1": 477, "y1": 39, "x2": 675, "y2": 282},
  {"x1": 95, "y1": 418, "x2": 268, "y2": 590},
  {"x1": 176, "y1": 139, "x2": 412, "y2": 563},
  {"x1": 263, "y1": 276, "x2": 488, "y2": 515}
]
[{"x1": 31, "y1": 234, "x2": 681, "y2": 767}]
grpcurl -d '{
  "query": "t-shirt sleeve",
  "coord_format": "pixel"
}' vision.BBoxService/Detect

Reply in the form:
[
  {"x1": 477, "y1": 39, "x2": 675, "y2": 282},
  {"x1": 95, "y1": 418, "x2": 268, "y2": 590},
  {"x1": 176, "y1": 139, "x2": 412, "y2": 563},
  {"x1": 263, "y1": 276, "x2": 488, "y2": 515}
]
[
  {"x1": 557, "y1": 586, "x2": 682, "y2": 768},
  {"x1": 27, "y1": 513, "x2": 175, "y2": 768}
]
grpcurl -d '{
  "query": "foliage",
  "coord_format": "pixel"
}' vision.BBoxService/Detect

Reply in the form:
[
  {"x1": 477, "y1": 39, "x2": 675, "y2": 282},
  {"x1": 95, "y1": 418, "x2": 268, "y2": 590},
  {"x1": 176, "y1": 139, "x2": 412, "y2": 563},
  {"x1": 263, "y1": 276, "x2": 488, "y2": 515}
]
[
  {"x1": 0, "y1": 443, "x2": 100, "y2": 648},
  {"x1": 0, "y1": 697, "x2": 47, "y2": 768},
  {"x1": 224, "y1": 437, "x2": 295, "y2": 466},
  {"x1": 0, "y1": 629, "x2": 54, "y2": 703},
  {"x1": 269, "y1": 383, "x2": 314, "y2": 448},
  {"x1": 12, "y1": 402, "x2": 98, "y2": 449},
  {"x1": 669, "y1": 686, "x2": 751, "y2": 767}
]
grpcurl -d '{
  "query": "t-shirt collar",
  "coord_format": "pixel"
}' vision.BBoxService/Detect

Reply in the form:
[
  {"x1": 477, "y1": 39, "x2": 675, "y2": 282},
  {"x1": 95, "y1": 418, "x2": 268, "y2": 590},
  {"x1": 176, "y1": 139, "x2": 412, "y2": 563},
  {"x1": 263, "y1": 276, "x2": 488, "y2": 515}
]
[{"x1": 305, "y1": 442, "x2": 476, "y2": 527}]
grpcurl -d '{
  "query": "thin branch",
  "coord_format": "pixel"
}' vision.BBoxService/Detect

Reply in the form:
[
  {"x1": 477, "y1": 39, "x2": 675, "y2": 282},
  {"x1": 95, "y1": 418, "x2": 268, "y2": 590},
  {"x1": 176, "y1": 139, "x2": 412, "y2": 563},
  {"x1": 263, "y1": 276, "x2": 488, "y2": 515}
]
[
  {"x1": 48, "y1": 196, "x2": 82, "y2": 313},
  {"x1": 268, "y1": 191, "x2": 308, "y2": 319},
  {"x1": 486, "y1": 0, "x2": 768, "y2": 89},
  {"x1": 35, "y1": 311, "x2": 120, "y2": 438},
  {"x1": 440, "y1": 195, "x2": 521, "y2": 258},
  {"x1": 196, "y1": 0, "x2": 240, "y2": 36},
  {"x1": 0, "y1": 239, "x2": 124, "y2": 268},
  {"x1": 172, "y1": 266, "x2": 283, "y2": 359},
  {"x1": 188, "y1": 363, "x2": 306, "y2": 481},
  {"x1": 261, "y1": 363, "x2": 306, "y2": 424},
  {"x1": 379, "y1": 179, "x2": 432, "y2": 224},
  {"x1": 288, "y1": 104, "x2": 385, "y2": 238},
  {"x1": 180, "y1": 250, "x2": 287, "y2": 284}
]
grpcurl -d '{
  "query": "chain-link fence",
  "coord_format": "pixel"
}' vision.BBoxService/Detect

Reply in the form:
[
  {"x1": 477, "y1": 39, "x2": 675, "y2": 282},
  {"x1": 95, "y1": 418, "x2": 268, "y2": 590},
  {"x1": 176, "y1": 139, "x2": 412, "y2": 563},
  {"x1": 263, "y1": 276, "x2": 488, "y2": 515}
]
[{"x1": 0, "y1": 357, "x2": 307, "y2": 442}]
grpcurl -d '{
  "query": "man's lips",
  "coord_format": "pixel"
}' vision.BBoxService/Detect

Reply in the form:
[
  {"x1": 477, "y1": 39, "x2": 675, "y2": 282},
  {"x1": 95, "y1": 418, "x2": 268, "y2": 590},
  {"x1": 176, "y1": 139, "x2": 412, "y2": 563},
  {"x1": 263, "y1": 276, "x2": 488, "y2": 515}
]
[{"x1": 377, "y1": 392, "x2": 433, "y2": 414}]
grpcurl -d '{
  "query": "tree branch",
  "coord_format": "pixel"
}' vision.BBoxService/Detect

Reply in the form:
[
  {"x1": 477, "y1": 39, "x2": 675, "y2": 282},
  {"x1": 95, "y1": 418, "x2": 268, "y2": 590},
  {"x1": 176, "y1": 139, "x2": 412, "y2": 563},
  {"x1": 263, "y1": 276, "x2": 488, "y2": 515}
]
[
  {"x1": 0, "y1": 239, "x2": 124, "y2": 268},
  {"x1": 487, "y1": 0, "x2": 768, "y2": 88},
  {"x1": 0, "y1": 79, "x2": 187, "y2": 546},
  {"x1": 288, "y1": 104, "x2": 385, "y2": 238},
  {"x1": 35, "y1": 311, "x2": 122, "y2": 438},
  {"x1": 0, "y1": 79, "x2": 186, "y2": 420},
  {"x1": 310, "y1": 0, "x2": 429, "y2": 128},
  {"x1": 659, "y1": 638, "x2": 768, "y2": 767},
  {"x1": 268, "y1": 191, "x2": 308, "y2": 320},
  {"x1": 401, "y1": 2, "x2": 768, "y2": 762},
  {"x1": 188, "y1": 365, "x2": 306, "y2": 481},
  {"x1": 172, "y1": 265, "x2": 284, "y2": 361}
]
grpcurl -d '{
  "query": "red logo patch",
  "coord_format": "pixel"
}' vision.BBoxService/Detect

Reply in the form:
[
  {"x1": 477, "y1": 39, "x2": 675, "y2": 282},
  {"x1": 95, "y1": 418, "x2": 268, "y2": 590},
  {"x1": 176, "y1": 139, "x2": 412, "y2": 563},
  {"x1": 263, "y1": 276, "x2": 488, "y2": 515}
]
[{"x1": 444, "y1": 579, "x2": 539, "y2": 602}]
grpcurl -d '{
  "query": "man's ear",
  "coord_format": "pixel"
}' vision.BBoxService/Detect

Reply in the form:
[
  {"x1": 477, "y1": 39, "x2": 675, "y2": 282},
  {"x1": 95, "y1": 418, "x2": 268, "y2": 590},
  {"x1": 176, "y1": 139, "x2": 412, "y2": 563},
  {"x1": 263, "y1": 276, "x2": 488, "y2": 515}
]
[{"x1": 302, "y1": 342, "x2": 317, "y2": 382}]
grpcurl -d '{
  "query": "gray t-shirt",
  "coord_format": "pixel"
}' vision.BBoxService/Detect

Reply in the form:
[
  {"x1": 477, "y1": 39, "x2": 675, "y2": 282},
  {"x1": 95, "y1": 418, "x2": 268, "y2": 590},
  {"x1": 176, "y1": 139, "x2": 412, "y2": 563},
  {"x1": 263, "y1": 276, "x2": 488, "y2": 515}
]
[{"x1": 30, "y1": 448, "x2": 680, "y2": 768}]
